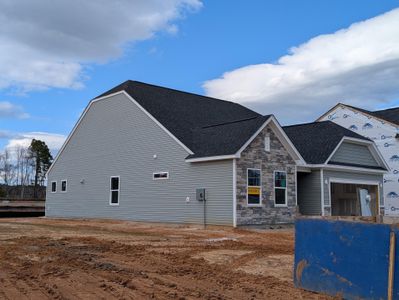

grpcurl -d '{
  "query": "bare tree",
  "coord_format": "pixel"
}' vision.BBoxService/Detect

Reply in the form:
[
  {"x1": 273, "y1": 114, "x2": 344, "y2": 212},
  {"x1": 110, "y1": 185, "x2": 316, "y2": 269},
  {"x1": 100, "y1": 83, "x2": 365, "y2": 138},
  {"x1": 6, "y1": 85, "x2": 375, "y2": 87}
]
[
  {"x1": 14, "y1": 146, "x2": 34, "y2": 198},
  {"x1": 0, "y1": 149, "x2": 16, "y2": 197}
]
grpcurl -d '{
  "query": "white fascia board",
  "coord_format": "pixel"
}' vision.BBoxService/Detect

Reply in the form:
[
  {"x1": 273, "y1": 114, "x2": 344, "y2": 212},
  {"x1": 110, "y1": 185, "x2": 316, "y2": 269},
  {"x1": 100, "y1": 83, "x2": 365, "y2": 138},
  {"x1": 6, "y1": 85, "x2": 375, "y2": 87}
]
[
  {"x1": 315, "y1": 103, "x2": 343, "y2": 122},
  {"x1": 236, "y1": 115, "x2": 306, "y2": 165},
  {"x1": 369, "y1": 142, "x2": 390, "y2": 171},
  {"x1": 47, "y1": 90, "x2": 194, "y2": 175},
  {"x1": 185, "y1": 154, "x2": 237, "y2": 163},
  {"x1": 324, "y1": 136, "x2": 389, "y2": 171},
  {"x1": 305, "y1": 163, "x2": 387, "y2": 174}
]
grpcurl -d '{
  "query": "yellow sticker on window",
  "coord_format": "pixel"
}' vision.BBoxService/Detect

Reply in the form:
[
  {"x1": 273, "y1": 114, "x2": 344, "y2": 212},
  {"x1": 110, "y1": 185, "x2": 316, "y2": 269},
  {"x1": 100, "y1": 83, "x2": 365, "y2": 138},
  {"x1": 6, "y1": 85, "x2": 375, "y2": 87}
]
[{"x1": 248, "y1": 187, "x2": 260, "y2": 195}]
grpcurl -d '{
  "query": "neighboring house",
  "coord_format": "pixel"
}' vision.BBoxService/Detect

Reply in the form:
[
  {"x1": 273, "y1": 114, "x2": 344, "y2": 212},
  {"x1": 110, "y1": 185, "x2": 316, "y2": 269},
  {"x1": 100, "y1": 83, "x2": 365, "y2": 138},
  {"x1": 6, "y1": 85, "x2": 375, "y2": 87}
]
[
  {"x1": 46, "y1": 81, "x2": 387, "y2": 226},
  {"x1": 284, "y1": 121, "x2": 388, "y2": 217},
  {"x1": 318, "y1": 104, "x2": 399, "y2": 215}
]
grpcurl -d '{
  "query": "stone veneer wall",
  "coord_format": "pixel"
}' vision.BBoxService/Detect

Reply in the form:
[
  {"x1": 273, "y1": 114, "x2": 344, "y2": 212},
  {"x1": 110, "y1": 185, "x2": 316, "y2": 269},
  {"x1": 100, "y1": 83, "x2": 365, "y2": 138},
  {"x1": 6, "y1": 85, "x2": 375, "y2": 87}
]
[{"x1": 236, "y1": 125, "x2": 297, "y2": 225}]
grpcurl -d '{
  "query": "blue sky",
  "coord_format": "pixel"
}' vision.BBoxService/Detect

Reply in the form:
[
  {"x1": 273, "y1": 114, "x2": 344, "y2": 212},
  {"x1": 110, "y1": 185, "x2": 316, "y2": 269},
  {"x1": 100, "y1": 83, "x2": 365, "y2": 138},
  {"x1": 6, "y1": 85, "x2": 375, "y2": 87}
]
[{"x1": 1, "y1": 0, "x2": 399, "y2": 152}]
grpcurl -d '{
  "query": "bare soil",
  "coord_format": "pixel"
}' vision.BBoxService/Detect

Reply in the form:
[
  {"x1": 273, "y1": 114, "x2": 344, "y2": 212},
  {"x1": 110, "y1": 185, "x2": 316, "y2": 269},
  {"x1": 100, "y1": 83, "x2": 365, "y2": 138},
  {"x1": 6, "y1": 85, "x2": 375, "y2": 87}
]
[{"x1": 0, "y1": 218, "x2": 332, "y2": 299}]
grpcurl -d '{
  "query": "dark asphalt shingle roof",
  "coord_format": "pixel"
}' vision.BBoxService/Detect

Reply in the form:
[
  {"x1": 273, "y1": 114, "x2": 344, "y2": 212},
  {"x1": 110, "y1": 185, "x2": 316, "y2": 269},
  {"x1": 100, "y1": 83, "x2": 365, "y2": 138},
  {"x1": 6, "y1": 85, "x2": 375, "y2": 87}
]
[
  {"x1": 187, "y1": 115, "x2": 271, "y2": 159},
  {"x1": 96, "y1": 80, "x2": 265, "y2": 159},
  {"x1": 345, "y1": 104, "x2": 399, "y2": 125},
  {"x1": 283, "y1": 121, "x2": 370, "y2": 164}
]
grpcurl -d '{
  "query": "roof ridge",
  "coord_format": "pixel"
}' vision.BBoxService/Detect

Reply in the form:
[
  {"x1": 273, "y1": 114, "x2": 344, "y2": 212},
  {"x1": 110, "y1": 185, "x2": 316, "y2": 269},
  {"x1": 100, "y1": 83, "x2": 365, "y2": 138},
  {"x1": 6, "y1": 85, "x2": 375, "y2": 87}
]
[
  {"x1": 128, "y1": 80, "x2": 256, "y2": 108},
  {"x1": 201, "y1": 116, "x2": 265, "y2": 129}
]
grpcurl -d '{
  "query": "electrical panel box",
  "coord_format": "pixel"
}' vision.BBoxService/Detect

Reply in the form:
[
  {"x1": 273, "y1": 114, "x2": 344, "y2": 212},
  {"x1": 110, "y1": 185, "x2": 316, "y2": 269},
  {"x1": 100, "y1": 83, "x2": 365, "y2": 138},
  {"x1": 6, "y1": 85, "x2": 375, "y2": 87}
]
[{"x1": 196, "y1": 188, "x2": 206, "y2": 201}]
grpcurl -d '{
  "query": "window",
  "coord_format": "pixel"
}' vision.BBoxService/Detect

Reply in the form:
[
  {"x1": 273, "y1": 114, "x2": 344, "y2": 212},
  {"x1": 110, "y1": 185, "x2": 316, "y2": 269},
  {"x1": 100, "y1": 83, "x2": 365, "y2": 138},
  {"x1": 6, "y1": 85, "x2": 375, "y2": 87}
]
[
  {"x1": 247, "y1": 168, "x2": 261, "y2": 205},
  {"x1": 110, "y1": 176, "x2": 120, "y2": 205},
  {"x1": 264, "y1": 136, "x2": 270, "y2": 152},
  {"x1": 61, "y1": 180, "x2": 67, "y2": 192},
  {"x1": 153, "y1": 172, "x2": 169, "y2": 180},
  {"x1": 51, "y1": 181, "x2": 57, "y2": 193},
  {"x1": 274, "y1": 171, "x2": 287, "y2": 206}
]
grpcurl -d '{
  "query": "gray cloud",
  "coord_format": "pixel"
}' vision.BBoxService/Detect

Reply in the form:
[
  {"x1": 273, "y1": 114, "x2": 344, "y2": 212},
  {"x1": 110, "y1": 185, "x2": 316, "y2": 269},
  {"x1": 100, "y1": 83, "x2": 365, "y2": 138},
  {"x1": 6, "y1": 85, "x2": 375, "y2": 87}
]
[{"x1": 0, "y1": 0, "x2": 202, "y2": 91}]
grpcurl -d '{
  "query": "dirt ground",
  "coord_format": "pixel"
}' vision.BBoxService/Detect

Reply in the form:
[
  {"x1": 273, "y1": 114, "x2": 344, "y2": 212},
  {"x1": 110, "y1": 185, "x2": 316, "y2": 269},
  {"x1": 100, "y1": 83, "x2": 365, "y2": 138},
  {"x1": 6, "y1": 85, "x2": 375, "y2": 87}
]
[{"x1": 0, "y1": 218, "x2": 332, "y2": 299}]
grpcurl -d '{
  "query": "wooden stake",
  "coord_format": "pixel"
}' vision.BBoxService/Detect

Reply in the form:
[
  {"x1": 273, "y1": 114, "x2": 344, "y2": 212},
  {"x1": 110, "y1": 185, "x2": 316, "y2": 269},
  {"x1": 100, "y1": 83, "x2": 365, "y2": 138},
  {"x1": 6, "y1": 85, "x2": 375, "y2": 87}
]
[{"x1": 388, "y1": 231, "x2": 395, "y2": 300}]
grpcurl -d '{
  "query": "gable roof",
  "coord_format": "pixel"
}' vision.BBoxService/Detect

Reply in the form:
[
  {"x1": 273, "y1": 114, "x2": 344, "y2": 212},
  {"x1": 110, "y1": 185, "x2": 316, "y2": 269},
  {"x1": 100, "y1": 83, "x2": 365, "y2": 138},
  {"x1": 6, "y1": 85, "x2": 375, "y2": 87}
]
[
  {"x1": 96, "y1": 80, "x2": 272, "y2": 159},
  {"x1": 187, "y1": 115, "x2": 271, "y2": 159},
  {"x1": 325, "y1": 103, "x2": 399, "y2": 126},
  {"x1": 283, "y1": 121, "x2": 371, "y2": 164}
]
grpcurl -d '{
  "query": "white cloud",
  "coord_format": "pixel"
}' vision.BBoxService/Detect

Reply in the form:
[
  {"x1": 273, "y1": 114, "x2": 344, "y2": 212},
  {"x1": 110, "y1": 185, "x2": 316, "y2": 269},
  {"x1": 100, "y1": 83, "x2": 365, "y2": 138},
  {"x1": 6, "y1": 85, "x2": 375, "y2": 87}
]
[
  {"x1": 0, "y1": 0, "x2": 202, "y2": 91},
  {"x1": 0, "y1": 101, "x2": 29, "y2": 119},
  {"x1": 6, "y1": 132, "x2": 66, "y2": 153},
  {"x1": 204, "y1": 8, "x2": 399, "y2": 124}
]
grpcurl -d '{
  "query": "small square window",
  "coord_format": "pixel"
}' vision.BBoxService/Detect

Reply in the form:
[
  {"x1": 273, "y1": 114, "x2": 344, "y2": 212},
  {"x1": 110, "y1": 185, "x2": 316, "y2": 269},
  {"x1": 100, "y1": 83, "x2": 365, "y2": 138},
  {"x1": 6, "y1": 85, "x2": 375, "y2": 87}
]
[{"x1": 153, "y1": 172, "x2": 169, "y2": 180}]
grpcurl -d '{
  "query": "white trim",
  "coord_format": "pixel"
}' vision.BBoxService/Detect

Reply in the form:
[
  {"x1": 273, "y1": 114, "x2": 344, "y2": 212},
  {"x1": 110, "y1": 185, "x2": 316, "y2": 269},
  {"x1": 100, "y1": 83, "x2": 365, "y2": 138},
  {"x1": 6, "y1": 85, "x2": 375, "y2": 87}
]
[
  {"x1": 153, "y1": 171, "x2": 169, "y2": 180},
  {"x1": 48, "y1": 90, "x2": 194, "y2": 175},
  {"x1": 237, "y1": 116, "x2": 305, "y2": 164},
  {"x1": 320, "y1": 169, "x2": 325, "y2": 216},
  {"x1": 186, "y1": 154, "x2": 237, "y2": 163},
  {"x1": 60, "y1": 179, "x2": 67, "y2": 193},
  {"x1": 324, "y1": 136, "x2": 389, "y2": 171},
  {"x1": 305, "y1": 163, "x2": 387, "y2": 174},
  {"x1": 328, "y1": 177, "x2": 382, "y2": 216},
  {"x1": 273, "y1": 170, "x2": 288, "y2": 207},
  {"x1": 324, "y1": 136, "x2": 373, "y2": 164},
  {"x1": 109, "y1": 176, "x2": 120, "y2": 206},
  {"x1": 328, "y1": 177, "x2": 381, "y2": 186},
  {"x1": 317, "y1": 103, "x2": 399, "y2": 130},
  {"x1": 233, "y1": 159, "x2": 237, "y2": 227},
  {"x1": 186, "y1": 116, "x2": 306, "y2": 164},
  {"x1": 50, "y1": 181, "x2": 57, "y2": 193},
  {"x1": 247, "y1": 168, "x2": 262, "y2": 207}
]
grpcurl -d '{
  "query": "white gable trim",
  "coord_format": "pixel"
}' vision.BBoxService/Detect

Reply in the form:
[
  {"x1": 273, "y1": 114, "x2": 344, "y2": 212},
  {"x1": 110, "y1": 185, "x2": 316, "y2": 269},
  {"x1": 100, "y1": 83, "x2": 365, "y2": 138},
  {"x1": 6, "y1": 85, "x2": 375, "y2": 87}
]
[
  {"x1": 186, "y1": 116, "x2": 306, "y2": 164},
  {"x1": 317, "y1": 103, "x2": 399, "y2": 129},
  {"x1": 324, "y1": 136, "x2": 389, "y2": 170},
  {"x1": 236, "y1": 115, "x2": 305, "y2": 164},
  {"x1": 48, "y1": 90, "x2": 194, "y2": 175}
]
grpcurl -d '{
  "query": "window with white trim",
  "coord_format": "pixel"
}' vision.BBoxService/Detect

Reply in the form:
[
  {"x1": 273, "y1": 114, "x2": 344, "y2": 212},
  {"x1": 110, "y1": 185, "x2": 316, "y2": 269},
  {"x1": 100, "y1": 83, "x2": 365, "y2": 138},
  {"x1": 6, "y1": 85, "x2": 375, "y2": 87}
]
[
  {"x1": 264, "y1": 136, "x2": 270, "y2": 152},
  {"x1": 153, "y1": 172, "x2": 169, "y2": 180},
  {"x1": 247, "y1": 168, "x2": 261, "y2": 205},
  {"x1": 110, "y1": 176, "x2": 120, "y2": 205},
  {"x1": 51, "y1": 181, "x2": 57, "y2": 193},
  {"x1": 274, "y1": 171, "x2": 287, "y2": 206},
  {"x1": 61, "y1": 180, "x2": 67, "y2": 192}
]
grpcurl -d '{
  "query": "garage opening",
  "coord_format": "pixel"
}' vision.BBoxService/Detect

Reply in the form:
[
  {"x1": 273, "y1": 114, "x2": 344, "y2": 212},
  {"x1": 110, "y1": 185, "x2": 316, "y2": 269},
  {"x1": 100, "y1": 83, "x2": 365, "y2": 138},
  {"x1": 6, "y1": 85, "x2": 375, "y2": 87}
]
[{"x1": 330, "y1": 182, "x2": 379, "y2": 216}]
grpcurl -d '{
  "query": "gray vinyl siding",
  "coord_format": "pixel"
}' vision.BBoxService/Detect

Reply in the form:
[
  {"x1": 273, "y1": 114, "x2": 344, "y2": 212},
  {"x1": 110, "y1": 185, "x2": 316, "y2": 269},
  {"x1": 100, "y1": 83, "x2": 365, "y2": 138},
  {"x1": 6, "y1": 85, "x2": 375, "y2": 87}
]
[
  {"x1": 330, "y1": 142, "x2": 379, "y2": 167},
  {"x1": 297, "y1": 170, "x2": 321, "y2": 215},
  {"x1": 47, "y1": 93, "x2": 233, "y2": 225},
  {"x1": 322, "y1": 170, "x2": 384, "y2": 207}
]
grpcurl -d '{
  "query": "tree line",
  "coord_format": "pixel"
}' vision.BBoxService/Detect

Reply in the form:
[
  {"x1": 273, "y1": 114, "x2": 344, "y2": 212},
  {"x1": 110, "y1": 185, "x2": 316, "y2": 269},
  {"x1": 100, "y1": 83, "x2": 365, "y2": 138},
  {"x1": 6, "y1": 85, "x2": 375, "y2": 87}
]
[{"x1": 0, "y1": 139, "x2": 53, "y2": 198}]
